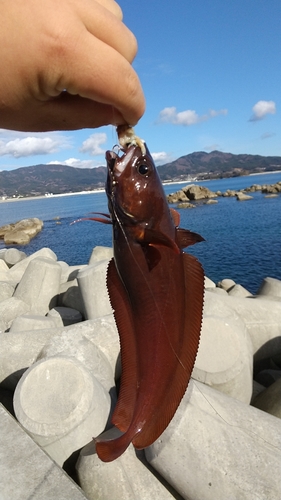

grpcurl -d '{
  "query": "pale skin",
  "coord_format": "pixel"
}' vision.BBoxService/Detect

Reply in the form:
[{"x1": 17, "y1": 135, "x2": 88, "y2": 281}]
[{"x1": 0, "y1": 0, "x2": 145, "y2": 132}]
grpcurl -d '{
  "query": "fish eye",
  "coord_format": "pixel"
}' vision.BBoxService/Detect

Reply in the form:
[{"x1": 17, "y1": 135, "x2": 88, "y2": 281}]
[{"x1": 137, "y1": 163, "x2": 150, "y2": 176}]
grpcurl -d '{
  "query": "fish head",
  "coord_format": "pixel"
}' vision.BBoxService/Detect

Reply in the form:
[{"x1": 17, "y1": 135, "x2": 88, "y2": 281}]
[{"x1": 106, "y1": 145, "x2": 167, "y2": 226}]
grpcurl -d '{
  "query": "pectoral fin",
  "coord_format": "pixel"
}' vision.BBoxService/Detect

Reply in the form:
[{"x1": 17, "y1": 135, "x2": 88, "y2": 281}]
[{"x1": 176, "y1": 228, "x2": 205, "y2": 249}]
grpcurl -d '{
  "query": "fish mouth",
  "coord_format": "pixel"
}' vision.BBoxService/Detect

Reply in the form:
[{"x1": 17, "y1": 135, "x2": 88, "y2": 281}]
[{"x1": 105, "y1": 149, "x2": 137, "y2": 223}]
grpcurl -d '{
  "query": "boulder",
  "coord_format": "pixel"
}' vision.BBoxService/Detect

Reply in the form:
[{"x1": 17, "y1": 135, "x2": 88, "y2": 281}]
[
  {"x1": 1, "y1": 218, "x2": 43, "y2": 245},
  {"x1": 236, "y1": 192, "x2": 253, "y2": 201},
  {"x1": 0, "y1": 296, "x2": 30, "y2": 331},
  {"x1": 184, "y1": 185, "x2": 217, "y2": 201},
  {"x1": 8, "y1": 247, "x2": 57, "y2": 283}
]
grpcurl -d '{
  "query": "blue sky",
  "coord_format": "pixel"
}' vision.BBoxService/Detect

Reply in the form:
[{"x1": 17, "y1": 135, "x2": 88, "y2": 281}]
[{"x1": 0, "y1": 0, "x2": 280, "y2": 171}]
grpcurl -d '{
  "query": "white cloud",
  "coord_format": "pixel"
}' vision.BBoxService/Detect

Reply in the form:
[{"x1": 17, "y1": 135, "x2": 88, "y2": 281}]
[
  {"x1": 0, "y1": 135, "x2": 66, "y2": 158},
  {"x1": 48, "y1": 157, "x2": 105, "y2": 168},
  {"x1": 80, "y1": 133, "x2": 107, "y2": 156},
  {"x1": 151, "y1": 151, "x2": 171, "y2": 165},
  {"x1": 250, "y1": 100, "x2": 276, "y2": 121},
  {"x1": 157, "y1": 107, "x2": 227, "y2": 126}
]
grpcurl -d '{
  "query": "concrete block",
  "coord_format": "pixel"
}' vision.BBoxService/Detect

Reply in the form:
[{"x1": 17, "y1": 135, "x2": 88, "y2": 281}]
[
  {"x1": 88, "y1": 246, "x2": 113, "y2": 264},
  {"x1": 220, "y1": 292, "x2": 281, "y2": 362},
  {"x1": 0, "y1": 297, "x2": 30, "y2": 330},
  {"x1": 0, "y1": 281, "x2": 15, "y2": 301},
  {"x1": 146, "y1": 379, "x2": 281, "y2": 500},
  {"x1": 78, "y1": 315, "x2": 120, "y2": 378},
  {"x1": 0, "y1": 403, "x2": 87, "y2": 500},
  {"x1": 47, "y1": 306, "x2": 83, "y2": 326},
  {"x1": 257, "y1": 277, "x2": 281, "y2": 298},
  {"x1": 193, "y1": 292, "x2": 253, "y2": 403},
  {"x1": 204, "y1": 276, "x2": 216, "y2": 288},
  {"x1": 37, "y1": 328, "x2": 115, "y2": 393},
  {"x1": 228, "y1": 284, "x2": 252, "y2": 297},
  {"x1": 76, "y1": 428, "x2": 175, "y2": 500},
  {"x1": 9, "y1": 313, "x2": 63, "y2": 332},
  {"x1": 0, "y1": 259, "x2": 9, "y2": 271},
  {"x1": 59, "y1": 280, "x2": 85, "y2": 315},
  {"x1": 8, "y1": 247, "x2": 57, "y2": 283},
  {"x1": 14, "y1": 257, "x2": 62, "y2": 315},
  {"x1": 77, "y1": 260, "x2": 113, "y2": 320},
  {"x1": 14, "y1": 357, "x2": 111, "y2": 466},
  {"x1": 217, "y1": 278, "x2": 236, "y2": 291},
  {"x1": 252, "y1": 378, "x2": 281, "y2": 418},
  {"x1": 3, "y1": 248, "x2": 27, "y2": 267}
]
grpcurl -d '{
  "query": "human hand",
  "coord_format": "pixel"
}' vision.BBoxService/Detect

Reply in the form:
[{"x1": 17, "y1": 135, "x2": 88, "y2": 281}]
[{"x1": 0, "y1": 0, "x2": 145, "y2": 131}]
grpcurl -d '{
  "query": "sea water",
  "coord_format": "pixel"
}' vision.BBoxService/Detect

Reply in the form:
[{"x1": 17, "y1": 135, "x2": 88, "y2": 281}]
[{"x1": 0, "y1": 172, "x2": 280, "y2": 294}]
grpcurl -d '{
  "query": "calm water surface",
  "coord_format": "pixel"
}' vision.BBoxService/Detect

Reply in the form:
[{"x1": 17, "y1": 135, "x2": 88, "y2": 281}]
[{"x1": 0, "y1": 172, "x2": 280, "y2": 294}]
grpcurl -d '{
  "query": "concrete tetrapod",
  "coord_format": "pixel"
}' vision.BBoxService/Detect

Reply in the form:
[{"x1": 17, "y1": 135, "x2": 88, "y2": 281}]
[
  {"x1": 76, "y1": 428, "x2": 176, "y2": 500},
  {"x1": 77, "y1": 260, "x2": 113, "y2": 320},
  {"x1": 14, "y1": 356, "x2": 111, "y2": 467},
  {"x1": 14, "y1": 257, "x2": 61, "y2": 315},
  {"x1": 145, "y1": 379, "x2": 281, "y2": 500},
  {"x1": 192, "y1": 291, "x2": 253, "y2": 403}
]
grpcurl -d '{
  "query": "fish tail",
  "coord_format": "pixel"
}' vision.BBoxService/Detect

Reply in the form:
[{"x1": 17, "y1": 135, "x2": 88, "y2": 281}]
[{"x1": 95, "y1": 427, "x2": 137, "y2": 462}]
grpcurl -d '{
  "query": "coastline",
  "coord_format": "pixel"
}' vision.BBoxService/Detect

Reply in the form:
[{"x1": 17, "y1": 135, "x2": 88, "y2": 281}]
[{"x1": 1, "y1": 170, "x2": 281, "y2": 204}]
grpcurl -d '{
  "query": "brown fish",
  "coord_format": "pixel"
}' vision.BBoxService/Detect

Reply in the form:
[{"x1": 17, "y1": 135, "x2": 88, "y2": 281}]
[{"x1": 93, "y1": 141, "x2": 205, "y2": 462}]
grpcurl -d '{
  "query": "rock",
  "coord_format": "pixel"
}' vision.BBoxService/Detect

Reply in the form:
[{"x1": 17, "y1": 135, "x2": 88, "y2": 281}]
[
  {"x1": 47, "y1": 306, "x2": 83, "y2": 326},
  {"x1": 177, "y1": 202, "x2": 195, "y2": 209},
  {"x1": 2, "y1": 248, "x2": 27, "y2": 267},
  {"x1": 252, "y1": 378, "x2": 281, "y2": 418},
  {"x1": 2, "y1": 218, "x2": 43, "y2": 245},
  {"x1": 0, "y1": 404, "x2": 88, "y2": 500},
  {"x1": 14, "y1": 357, "x2": 111, "y2": 467},
  {"x1": 235, "y1": 192, "x2": 253, "y2": 201},
  {"x1": 204, "y1": 199, "x2": 218, "y2": 204},
  {"x1": 257, "y1": 277, "x2": 281, "y2": 299},
  {"x1": 145, "y1": 379, "x2": 281, "y2": 500},
  {"x1": 0, "y1": 297, "x2": 30, "y2": 331},
  {"x1": 89, "y1": 246, "x2": 114, "y2": 265},
  {"x1": 9, "y1": 314, "x2": 63, "y2": 332},
  {"x1": 227, "y1": 284, "x2": 252, "y2": 297},
  {"x1": 77, "y1": 260, "x2": 113, "y2": 320},
  {"x1": 14, "y1": 257, "x2": 61, "y2": 315},
  {"x1": 76, "y1": 428, "x2": 176, "y2": 500},
  {"x1": 184, "y1": 185, "x2": 217, "y2": 201},
  {"x1": 217, "y1": 278, "x2": 236, "y2": 291},
  {"x1": 192, "y1": 291, "x2": 253, "y2": 403},
  {"x1": 0, "y1": 259, "x2": 9, "y2": 272}
]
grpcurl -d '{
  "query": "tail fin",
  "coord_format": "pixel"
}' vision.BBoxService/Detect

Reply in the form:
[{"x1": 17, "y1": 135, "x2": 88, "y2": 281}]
[{"x1": 95, "y1": 426, "x2": 137, "y2": 462}]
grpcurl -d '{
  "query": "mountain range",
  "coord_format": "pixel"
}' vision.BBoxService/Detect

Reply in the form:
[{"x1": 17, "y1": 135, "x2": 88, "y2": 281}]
[{"x1": 1, "y1": 150, "x2": 281, "y2": 197}]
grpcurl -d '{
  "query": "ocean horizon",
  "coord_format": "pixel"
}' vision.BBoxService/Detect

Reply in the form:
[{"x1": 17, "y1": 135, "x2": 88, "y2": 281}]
[{"x1": 1, "y1": 171, "x2": 280, "y2": 294}]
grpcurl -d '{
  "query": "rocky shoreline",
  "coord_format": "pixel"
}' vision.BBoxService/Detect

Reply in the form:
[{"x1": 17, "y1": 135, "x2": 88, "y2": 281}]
[
  {"x1": 0, "y1": 246, "x2": 281, "y2": 499},
  {"x1": 167, "y1": 180, "x2": 281, "y2": 206}
]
